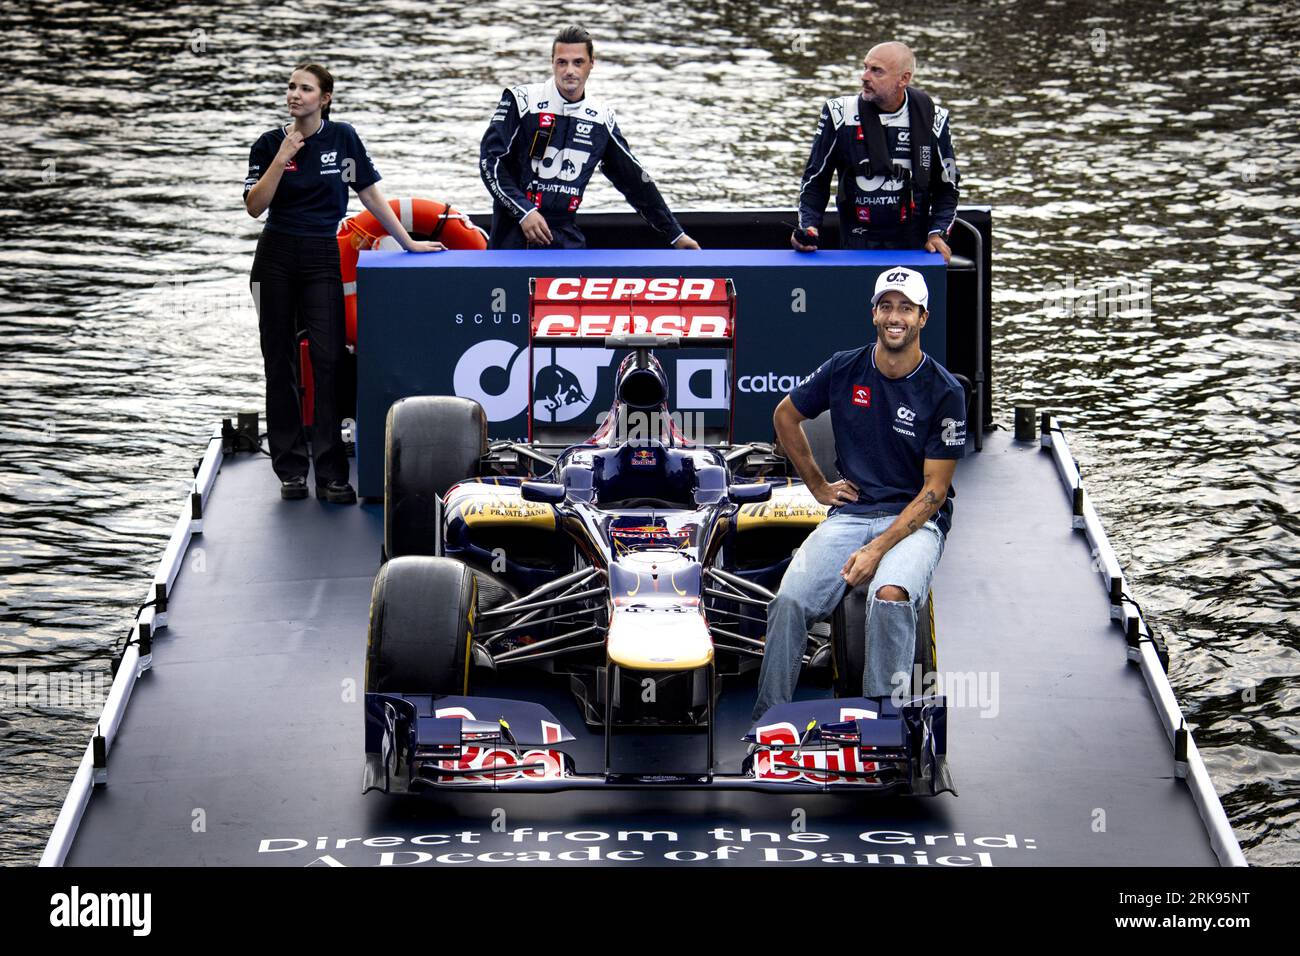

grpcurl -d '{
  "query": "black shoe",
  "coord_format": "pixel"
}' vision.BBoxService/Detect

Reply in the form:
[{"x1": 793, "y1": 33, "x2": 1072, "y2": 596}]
[
  {"x1": 316, "y1": 480, "x2": 357, "y2": 505},
  {"x1": 280, "y1": 476, "x2": 308, "y2": 500}
]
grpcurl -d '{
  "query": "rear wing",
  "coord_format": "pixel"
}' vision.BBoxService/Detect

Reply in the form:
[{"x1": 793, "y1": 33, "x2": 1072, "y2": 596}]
[
  {"x1": 528, "y1": 276, "x2": 736, "y2": 347},
  {"x1": 527, "y1": 276, "x2": 738, "y2": 444}
]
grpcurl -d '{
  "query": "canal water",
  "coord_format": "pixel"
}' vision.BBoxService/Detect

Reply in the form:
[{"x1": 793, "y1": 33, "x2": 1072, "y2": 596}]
[{"x1": 0, "y1": 0, "x2": 1296, "y2": 864}]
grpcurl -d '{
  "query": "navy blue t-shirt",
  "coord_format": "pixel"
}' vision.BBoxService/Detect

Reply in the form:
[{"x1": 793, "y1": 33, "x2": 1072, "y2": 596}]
[
  {"x1": 790, "y1": 345, "x2": 968, "y2": 534},
  {"x1": 243, "y1": 120, "x2": 381, "y2": 237}
]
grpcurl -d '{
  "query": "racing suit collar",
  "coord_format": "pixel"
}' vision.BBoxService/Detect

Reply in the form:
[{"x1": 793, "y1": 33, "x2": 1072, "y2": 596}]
[
  {"x1": 544, "y1": 77, "x2": 588, "y2": 113},
  {"x1": 878, "y1": 89, "x2": 908, "y2": 121},
  {"x1": 858, "y1": 88, "x2": 908, "y2": 123}
]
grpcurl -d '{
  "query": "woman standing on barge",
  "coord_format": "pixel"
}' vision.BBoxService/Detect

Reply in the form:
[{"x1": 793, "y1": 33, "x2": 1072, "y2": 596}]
[{"x1": 244, "y1": 63, "x2": 442, "y2": 504}]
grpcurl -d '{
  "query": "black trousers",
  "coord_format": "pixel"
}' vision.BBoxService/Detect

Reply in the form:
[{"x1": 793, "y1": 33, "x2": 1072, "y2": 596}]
[{"x1": 249, "y1": 229, "x2": 349, "y2": 486}]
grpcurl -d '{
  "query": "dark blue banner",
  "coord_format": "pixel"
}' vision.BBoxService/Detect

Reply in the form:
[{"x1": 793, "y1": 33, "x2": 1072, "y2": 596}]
[{"x1": 355, "y1": 249, "x2": 947, "y2": 497}]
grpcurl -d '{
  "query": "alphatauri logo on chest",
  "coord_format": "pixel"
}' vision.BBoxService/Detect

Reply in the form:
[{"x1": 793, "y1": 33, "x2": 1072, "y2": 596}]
[{"x1": 892, "y1": 403, "x2": 918, "y2": 438}]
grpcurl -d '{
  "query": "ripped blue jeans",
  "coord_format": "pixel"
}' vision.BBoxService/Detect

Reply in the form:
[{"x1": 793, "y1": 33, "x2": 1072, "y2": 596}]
[{"x1": 752, "y1": 510, "x2": 945, "y2": 721}]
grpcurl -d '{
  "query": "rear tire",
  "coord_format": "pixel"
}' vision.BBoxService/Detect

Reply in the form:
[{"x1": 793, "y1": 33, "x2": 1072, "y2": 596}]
[
  {"x1": 830, "y1": 588, "x2": 936, "y2": 698},
  {"x1": 365, "y1": 556, "x2": 477, "y2": 696},
  {"x1": 797, "y1": 410, "x2": 840, "y2": 482},
  {"x1": 384, "y1": 396, "x2": 487, "y2": 559}
]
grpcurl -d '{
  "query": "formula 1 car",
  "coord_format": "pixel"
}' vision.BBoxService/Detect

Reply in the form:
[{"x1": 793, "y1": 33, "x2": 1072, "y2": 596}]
[{"x1": 363, "y1": 276, "x2": 952, "y2": 796}]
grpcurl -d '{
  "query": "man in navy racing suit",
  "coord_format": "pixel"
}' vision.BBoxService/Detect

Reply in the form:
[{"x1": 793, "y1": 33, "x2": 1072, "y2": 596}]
[
  {"x1": 791, "y1": 41, "x2": 959, "y2": 262},
  {"x1": 479, "y1": 25, "x2": 701, "y2": 250}
]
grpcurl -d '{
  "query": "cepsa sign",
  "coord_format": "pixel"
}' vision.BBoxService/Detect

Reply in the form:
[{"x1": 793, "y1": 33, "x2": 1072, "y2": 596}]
[{"x1": 530, "y1": 276, "x2": 734, "y2": 340}]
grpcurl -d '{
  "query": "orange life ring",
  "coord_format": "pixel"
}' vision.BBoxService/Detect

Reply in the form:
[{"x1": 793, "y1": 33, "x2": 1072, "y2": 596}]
[
  {"x1": 336, "y1": 197, "x2": 487, "y2": 346},
  {"x1": 299, "y1": 198, "x2": 486, "y2": 428}
]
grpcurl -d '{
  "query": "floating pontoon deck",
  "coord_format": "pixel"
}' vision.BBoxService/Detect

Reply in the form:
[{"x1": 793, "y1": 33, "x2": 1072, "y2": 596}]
[
  {"x1": 42, "y1": 423, "x2": 1242, "y2": 867},
  {"x1": 40, "y1": 210, "x2": 1243, "y2": 867}
]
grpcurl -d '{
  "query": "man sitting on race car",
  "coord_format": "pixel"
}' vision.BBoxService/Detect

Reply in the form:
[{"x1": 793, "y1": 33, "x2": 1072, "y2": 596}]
[
  {"x1": 752, "y1": 267, "x2": 968, "y2": 719},
  {"x1": 478, "y1": 24, "x2": 701, "y2": 250}
]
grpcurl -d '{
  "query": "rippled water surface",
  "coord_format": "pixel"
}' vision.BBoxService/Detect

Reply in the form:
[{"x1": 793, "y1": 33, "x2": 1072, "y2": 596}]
[{"x1": 1, "y1": 0, "x2": 1296, "y2": 865}]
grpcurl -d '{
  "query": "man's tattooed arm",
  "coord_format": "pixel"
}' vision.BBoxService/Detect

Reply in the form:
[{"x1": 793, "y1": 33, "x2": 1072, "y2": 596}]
[{"x1": 856, "y1": 460, "x2": 957, "y2": 558}]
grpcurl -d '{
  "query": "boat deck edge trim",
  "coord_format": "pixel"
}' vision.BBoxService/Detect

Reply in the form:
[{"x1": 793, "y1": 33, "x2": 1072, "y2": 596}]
[
  {"x1": 38, "y1": 427, "x2": 226, "y2": 867},
  {"x1": 1041, "y1": 414, "x2": 1247, "y2": 868}
]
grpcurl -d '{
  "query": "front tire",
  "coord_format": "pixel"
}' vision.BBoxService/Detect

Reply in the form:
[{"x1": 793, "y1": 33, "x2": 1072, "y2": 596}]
[{"x1": 365, "y1": 556, "x2": 477, "y2": 696}]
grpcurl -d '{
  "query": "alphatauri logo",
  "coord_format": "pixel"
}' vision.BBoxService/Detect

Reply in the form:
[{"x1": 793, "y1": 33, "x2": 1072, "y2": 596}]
[
  {"x1": 452, "y1": 340, "x2": 614, "y2": 423},
  {"x1": 534, "y1": 146, "x2": 590, "y2": 182},
  {"x1": 50, "y1": 886, "x2": 151, "y2": 936}
]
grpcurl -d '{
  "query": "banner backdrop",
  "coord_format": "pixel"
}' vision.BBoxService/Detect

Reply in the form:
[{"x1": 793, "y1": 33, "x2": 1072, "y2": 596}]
[{"x1": 355, "y1": 249, "x2": 946, "y2": 497}]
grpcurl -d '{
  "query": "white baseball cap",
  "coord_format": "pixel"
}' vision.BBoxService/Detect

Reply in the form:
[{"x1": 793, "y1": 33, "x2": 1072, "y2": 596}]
[{"x1": 871, "y1": 267, "x2": 929, "y2": 310}]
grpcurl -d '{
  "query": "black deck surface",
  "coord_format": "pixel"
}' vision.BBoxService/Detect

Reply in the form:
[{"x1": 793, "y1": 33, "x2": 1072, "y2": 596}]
[{"x1": 64, "y1": 432, "x2": 1218, "y2": 867}]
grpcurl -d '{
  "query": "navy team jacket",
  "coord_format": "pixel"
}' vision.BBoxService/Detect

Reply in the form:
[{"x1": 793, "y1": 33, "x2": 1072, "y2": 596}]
[{"x1": 479, "y1": 78, "x2": 685, "y2": 248}]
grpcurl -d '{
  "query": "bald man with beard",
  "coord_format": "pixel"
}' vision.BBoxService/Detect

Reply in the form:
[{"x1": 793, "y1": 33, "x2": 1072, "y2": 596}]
[{"x1": 792, "y1": 42, "x2": 960, "y2": 261}]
